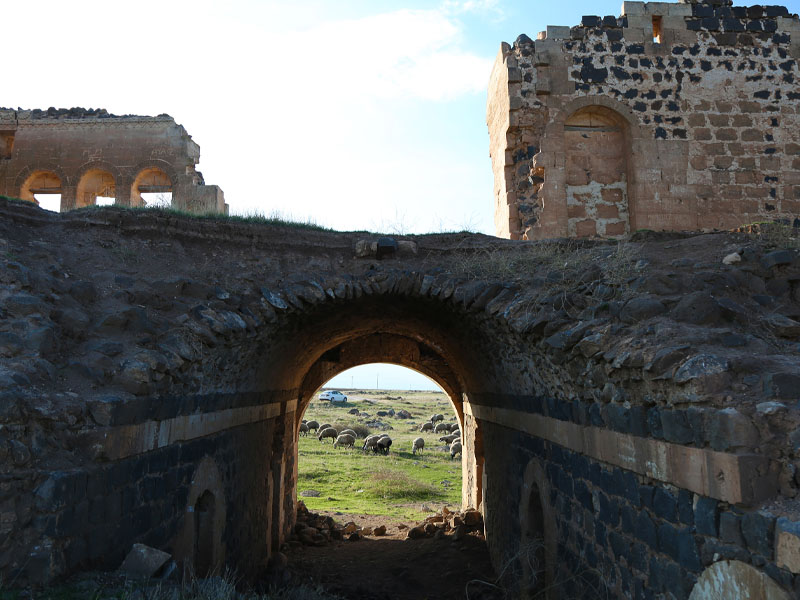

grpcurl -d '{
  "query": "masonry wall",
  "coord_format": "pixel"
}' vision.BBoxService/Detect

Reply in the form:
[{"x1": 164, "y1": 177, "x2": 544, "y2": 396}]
[
  {"x1": 488, "y1": 0, "x2": 800, "y2": 240},
  {"x1": 2, "y1": 201, "x2": 800, "y2": 597},
  {"x1": 0, "y1": 107, "x2": 226, "y2": 214}
]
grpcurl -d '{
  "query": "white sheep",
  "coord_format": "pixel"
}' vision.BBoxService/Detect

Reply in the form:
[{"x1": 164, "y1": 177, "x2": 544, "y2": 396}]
[
  {"x1": 362, "y1": 434, "x2": 381, "y2": 452},
  {"x1": 419, "y1": 422, "x2": 434, "y2": 433},
  {"x1": 439, "y1": 433, "x2": 459, "y2": 444},
  {"x1": 412, "y1": 437, "x2": 424, "y2": 455},
  {"x1": 333, "y1": 433, "x2": 355, "y2": 449},
  {"x1": 339, "y1": 428, "x2": 357, "y2": 438},
  {"x1": 434, "y1": 422, "x2": 450, "y2": 434},
  {"x1": 450, "y1": 440, "x2": 462, "y2": 460},
  {"x1": 318, "y1": 427, "x2": 338, "y2": 442}
]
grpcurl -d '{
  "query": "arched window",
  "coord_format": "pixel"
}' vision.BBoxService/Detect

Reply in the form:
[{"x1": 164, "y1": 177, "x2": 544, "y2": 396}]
[
  {"x1": 564, "y1": 106, "x2": 630, "y2": 238},
  {"x1": 132, "y1": 167, "x2": 172, "y2": 208},
  {"x1": 20, "y1": 170, "x2": 62, "y2": 212},
  {"x1": 76, "y1": 169, "x2": 115, "y2": 208}
]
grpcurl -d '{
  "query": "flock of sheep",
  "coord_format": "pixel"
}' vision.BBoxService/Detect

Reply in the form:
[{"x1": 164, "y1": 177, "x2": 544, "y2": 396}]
[
  {"x1": 414, "y1": 413, "x2": 462, "y2": 460},
  {"x1": 300, "y1": 412, "x2": 462, "y2": 460}
]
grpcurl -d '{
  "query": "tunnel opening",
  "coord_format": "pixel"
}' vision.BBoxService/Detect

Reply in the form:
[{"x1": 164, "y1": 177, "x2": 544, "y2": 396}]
[{"x1": 297, "y1": 363, "x2": 463, "y2": 521}]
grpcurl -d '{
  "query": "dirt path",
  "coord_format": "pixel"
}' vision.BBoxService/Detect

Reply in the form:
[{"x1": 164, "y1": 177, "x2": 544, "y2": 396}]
[{"x1": 287, "y1": 512, "x2": 502, "y2": 600}]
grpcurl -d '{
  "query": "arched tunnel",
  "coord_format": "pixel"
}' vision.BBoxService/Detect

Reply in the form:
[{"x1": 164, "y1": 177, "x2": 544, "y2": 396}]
[{"x1": 2, "y1": 201, "x2": 800, "y2": 598}]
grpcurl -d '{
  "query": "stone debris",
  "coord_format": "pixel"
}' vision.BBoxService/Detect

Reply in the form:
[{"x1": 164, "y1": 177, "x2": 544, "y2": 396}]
[
  {"x1": 289, "y1": 502, "x2": 390, "y2": 548},
  {"x1": 404, "y1": 507, "x2": 485, "y2": 541},
  {"x1": 118, "y1": 543, "x2": 171, "y2": 578}
]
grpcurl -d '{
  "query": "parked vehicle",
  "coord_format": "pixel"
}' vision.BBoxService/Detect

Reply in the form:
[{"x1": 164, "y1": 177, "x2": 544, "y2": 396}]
[{"x1": 319, "y1": 390, "x2": 347, "y2": 404}]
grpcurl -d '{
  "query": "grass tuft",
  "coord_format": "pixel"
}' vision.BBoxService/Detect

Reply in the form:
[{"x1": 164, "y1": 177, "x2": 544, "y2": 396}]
[{"x1": 366, "y1": 467, "x2": 443, "y2": 502}]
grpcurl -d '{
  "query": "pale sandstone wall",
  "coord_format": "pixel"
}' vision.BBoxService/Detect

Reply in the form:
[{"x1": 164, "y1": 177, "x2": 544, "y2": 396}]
[
  {"x1": 0, "y1": 108, "x2": 226, "y2": 214},
  {"x1": 488, "y1": 0, "x2": 800, "y2": 239}
]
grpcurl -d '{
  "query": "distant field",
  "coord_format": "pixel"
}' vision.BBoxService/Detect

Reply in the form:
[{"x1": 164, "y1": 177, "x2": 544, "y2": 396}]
[{"x1": 298, "y1": 389, "x2": 462, "y2": 520}]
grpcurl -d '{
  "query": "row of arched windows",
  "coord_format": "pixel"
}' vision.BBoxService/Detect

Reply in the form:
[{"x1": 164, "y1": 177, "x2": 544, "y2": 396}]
[{"x1": 18, "y1": 166, "x2": 173, "y2": 212}]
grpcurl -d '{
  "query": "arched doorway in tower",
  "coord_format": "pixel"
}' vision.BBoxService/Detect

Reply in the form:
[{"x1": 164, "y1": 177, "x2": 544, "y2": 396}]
[
  {"x1": 20, "y1": 170, "x2": 62, "y2": 212},
  {"x1": 564, "y1": 105, "x2": 631, "y2": 238},
  {"x1": 297, "y1": 363, "x2": 463, "y2": 522}
]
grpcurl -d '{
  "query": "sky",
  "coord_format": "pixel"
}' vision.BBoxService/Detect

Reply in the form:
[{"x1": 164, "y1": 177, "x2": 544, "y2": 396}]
[
  {"x1": 7, "y1": 0, "x2": 799, "y2": 388},
  {"x1": 325, "y1": 363, "x2": 443, "y2": 391}
]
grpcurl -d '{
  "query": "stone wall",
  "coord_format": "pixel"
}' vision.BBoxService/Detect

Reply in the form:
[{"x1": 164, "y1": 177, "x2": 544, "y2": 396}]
[
  {"x1": 0, "y1": 108, "x2": 226, "y2": 214},
  {"x1": 488, "y1": 0, "x2": 800, "y2": 240},
  {"x1": 1, "y1": 200, "x2": 799, "y2": 597}
]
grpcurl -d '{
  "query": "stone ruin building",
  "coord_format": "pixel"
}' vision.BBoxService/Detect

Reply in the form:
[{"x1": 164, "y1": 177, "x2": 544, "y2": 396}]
[
  {"x1": 488, "y1": 0, "x2": 800, "y2": 240},
  {"x1": 0, "y1": 107, "x2": 226, "y2": 214}
]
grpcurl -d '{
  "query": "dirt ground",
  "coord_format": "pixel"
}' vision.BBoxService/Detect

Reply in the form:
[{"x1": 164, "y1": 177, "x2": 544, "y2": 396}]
[{"x1": 287, "y1": 512, "x2": 502, "y2": 600}]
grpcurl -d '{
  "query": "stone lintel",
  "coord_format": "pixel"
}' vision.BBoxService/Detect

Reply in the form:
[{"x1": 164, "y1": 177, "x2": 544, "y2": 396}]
[{"x1": 466, "y1": 402, "x2": 776, "y2": 506}]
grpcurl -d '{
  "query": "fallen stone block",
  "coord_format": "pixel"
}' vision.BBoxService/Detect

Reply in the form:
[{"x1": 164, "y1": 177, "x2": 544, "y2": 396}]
[{"x1": 118, "y1": 543, "x2": 171, "y2": 578}]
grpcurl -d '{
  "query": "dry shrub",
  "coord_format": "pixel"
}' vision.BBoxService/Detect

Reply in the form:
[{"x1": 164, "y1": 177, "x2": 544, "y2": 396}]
[
  {"x1": 332, "y1": 422, "x2": 371, "y2": 438},
  {"x1": 367, "y1": 467, "x2": 441, "y2": 501}
]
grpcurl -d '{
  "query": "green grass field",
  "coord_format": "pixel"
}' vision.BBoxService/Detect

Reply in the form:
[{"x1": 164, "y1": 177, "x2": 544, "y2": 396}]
[{"x1": 298, "y1": 390, "x2": 462, "y2": 520}]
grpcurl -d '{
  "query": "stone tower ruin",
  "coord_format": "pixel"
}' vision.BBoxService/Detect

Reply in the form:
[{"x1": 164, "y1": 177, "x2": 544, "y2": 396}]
[
  {"x1": 0, "y1": 107, "x2": 226, "y2": 214},
  {"x1": 488, "y1": 0, "x2": 800, "y2": 239}
]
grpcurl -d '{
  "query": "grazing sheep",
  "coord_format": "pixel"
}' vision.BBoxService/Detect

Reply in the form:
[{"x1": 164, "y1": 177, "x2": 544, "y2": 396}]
[
  {"x1": 318, "y1": 427, "x2": 338, "y2": 443},
  {"x1": 299, "y1": 423, "x2": 309, "y2": 436},
  {"x1": 439, "y1": 433, "x2": 459, "y2": 444},
  {"x1": 419, "y1": 422, "x2": 434, "y2": 433},
  {"x1": 319, "y1": 423, "x2": 332, "y2": 432},
  {"x1": 348, "y1": 408, "x2": 360, "y2": 415},
  {"x1": 362, "y1": 434, "x2": 381, "y2": 452},
  {"x1": 434, "y1": 422, "x2": 450, "y2": 434},
  {"x1": 450, "y1": 441, "x2": 462, "y2": 460},
  {"x1": 412, "y1": 437, "x2": 424, "y2": 455},
  {"x1": 305, "y1": 420, "x2": 320, "y2": 433},
  {"x1": 376, "y1": 436, "x2": 393, "y2": 455},
  {"x1": 339, "y1": 428, "x2": 357, "y2": 438},
  {"x1": 448, "y1": 422, "x2": 460, "y2": 433},
  {"x1": 333, "y1": 433, "x2": 356, "y2": 449},
  {"x1": 430, "y1": 414, "x2": 444, "y2": 423}
]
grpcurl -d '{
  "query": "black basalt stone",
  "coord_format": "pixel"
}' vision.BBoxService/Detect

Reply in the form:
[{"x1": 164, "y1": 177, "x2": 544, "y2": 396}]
[
  {"x1": 702, "y1": 17, "x2": 720, "y2": 30},
  {"x1": 626, "y1": 43, "x2": 645, "y2": 54},
  {"x1": 653, "y1": 488, "x2": 678, "y2": 523},
  {"x1": 741, "y1": 511, "x2": 775, "y2": 558},
  {"x1": 582, "y1": 15, "x2": 601, "y2": 27},
  {"x1": 580, "y1": 64, "x2": 608, "y2": 83},
  {"x1": 661, "y1": 410, "x2": 694, "y2": 445},
  {"x1": 695, "y1": 496, "x2": 719, "y2": 536},
  {"x1": 693, "y1": 4, "x2": 714, "y2": 17}
]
